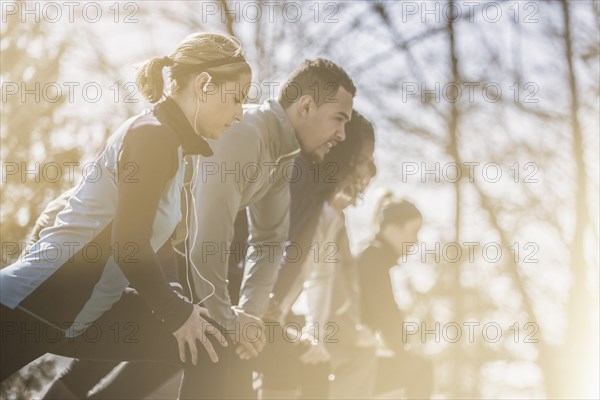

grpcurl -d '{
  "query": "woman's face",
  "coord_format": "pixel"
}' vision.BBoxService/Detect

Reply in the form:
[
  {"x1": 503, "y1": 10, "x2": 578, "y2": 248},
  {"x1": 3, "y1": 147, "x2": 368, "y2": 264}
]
[
  {"x1": 381, "y1": 216, "x2": 423, "y2": 258},
  {"x1": 330, "y1": 145, "x2": 375, "y2": 211},
  {"x1": 194, "y1": 72, "x2": 251, "y2": 140}
]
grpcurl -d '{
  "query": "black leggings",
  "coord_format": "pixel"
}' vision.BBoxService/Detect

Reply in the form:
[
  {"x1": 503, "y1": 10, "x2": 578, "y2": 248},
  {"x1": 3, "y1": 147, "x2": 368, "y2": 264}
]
[
  {"x1": 47, "y1": 351, "x2": 255, "y2": 400},
  {"x1": 48, "y1": 323, "x2": 331, "y2": 400},
  {"x1": 42, "y1": 359, "x2": 179, "y2": 399},
  {"x1": 0, "y1": 290, "x2": 233, "y2": 399}
]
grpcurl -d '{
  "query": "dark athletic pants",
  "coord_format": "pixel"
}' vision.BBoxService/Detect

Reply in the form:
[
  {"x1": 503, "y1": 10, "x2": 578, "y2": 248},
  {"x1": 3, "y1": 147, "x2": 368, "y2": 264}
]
[
  {"x1": 0, "y1": 289, "x2": 233, "y2": 399},
  {"x1": 30, "y1": 266, "x2": 246, "y2": 399},
  {"x1": 47, "y1": 360, "x2": 179, "y2": 399},
  {"x1": 57, "y1": 320, "x2": 332, "y2": 399}
]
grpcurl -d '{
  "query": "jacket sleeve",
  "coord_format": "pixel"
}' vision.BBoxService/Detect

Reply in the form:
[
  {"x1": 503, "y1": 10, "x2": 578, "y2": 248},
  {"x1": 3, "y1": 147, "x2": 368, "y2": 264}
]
[
  {"x1": 188, "y1": 126, "x2": 260, "y2": 329},
  {"x1": 301, "y1": 204, "x2": 343, "y2": 339},
  {"x1": 237, "y1": 177, "x2": 291, "y2": 318},
  {"x1": 22, "y1": 188, "x2": 73, "y2": 256},
  {"x1": 156, "y1": 231, "x2": 185, "y2": 296},
  {"x1": 268, "y1": 156, "x2": 323, "y2": 307},
  {"x1": 112, "y1": 126, "x2": 192, "y2": 332}
]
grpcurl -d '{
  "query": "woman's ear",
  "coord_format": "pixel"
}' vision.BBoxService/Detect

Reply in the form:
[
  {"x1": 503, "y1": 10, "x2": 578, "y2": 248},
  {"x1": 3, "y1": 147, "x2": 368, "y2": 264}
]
[{"x1": 194, "y1": 72, "x2": 212, "y2": 97}]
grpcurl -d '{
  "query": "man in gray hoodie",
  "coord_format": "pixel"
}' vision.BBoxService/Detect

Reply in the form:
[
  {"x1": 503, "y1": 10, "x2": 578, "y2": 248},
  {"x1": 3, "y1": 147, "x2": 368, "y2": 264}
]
[{"x1": 189, "y1": 58, "x2": 355, "y2": 362}]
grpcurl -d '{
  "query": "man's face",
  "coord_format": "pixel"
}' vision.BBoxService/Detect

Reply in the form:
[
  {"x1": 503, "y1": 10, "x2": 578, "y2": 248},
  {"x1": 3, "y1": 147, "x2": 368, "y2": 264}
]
[{"x1": 300, "y1": 86, "x2": 353, "y2": 161}]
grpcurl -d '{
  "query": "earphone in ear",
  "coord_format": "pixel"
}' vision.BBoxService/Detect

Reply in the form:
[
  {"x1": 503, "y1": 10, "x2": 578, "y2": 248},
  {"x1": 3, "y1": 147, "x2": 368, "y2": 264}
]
[{"x1": 203, "y1": 75, "x2": 213, "y2": 93}]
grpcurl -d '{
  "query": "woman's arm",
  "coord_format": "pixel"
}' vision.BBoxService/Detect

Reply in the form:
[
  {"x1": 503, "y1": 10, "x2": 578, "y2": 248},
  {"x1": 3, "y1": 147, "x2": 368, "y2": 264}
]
[
  {"x1": 155, "y1": 232, "x2": 186, "y2": 297},
  {"x1": 111, "y1": 125, "x2": 192, "y2": 332},
  {"x1": 303, "y1": 205, "x2": 344, "y2": 340}
]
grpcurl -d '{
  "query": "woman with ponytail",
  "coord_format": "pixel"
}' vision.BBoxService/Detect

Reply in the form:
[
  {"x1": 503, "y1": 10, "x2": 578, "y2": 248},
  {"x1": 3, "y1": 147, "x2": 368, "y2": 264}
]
[
  {"x1": 357, "y1": 193, "x2": 422, "y2": 341},
  {"x1": 354, "y1": 193, "x2": 434, "y2": 399},
  {"x1": 0, "y1": 32, "x2": 251, "y2": 395}
]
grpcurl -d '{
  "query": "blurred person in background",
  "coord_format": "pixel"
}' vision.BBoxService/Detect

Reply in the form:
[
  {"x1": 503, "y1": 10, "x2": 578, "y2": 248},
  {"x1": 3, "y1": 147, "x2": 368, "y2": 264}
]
[
  {"x1": 356, "y1": 193, "x2": 432, "y2": 399},
  {"x1": 300, "y1": 192, "x2": 428, "y2": 400}
]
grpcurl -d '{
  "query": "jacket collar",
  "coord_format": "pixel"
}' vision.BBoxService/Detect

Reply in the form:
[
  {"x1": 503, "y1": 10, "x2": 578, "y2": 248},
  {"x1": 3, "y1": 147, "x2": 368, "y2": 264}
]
[
  {"x1": 154, "y1": 97, "x2": 213, "y2": 157},
  {"x1": 263, "y1": 99, "x2": 300, "y2": 158}
]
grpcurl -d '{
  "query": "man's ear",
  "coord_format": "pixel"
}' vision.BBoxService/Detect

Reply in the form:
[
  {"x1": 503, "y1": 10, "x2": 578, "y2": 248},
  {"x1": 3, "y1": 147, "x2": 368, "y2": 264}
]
[{"x1": 296, "y1": 94, "x2": 314, "y2": 117}]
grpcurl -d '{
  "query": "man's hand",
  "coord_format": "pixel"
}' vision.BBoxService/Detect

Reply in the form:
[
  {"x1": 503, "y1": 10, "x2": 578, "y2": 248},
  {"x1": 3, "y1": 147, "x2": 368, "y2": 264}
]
[
  {"x1": 232, "y1": 308, "x2": 266, "y2": 360},
  {"x1": 298, "y1": 326, "x2": 331, "y2": 365},
  {"x1": 172, "y1": 304, "x2": 228, "y2": 365},
  {"x1": 299, "y1": 342, "x2": 331, "y2": 365}
]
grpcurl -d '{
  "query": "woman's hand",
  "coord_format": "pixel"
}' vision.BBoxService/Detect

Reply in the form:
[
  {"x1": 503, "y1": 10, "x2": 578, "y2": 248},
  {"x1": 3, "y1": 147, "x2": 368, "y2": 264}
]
[{"x1": 172, "y1": 304, "x2": 228, "y2": 365}]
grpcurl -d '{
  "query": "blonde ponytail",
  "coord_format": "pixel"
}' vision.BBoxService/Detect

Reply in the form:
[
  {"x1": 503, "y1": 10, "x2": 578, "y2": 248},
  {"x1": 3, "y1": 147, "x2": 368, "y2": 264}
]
[
  {"x1": 135, "y1": 56, "x2": 175, "y2": 104},
  {"x1": 135, "y1": 32, "x2": 251, "y2": 104}
]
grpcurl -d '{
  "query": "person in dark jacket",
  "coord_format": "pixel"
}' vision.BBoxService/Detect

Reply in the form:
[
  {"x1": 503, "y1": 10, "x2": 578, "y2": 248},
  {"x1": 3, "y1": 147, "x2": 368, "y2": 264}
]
[
  {"x1": 357, "y1": 194, "x2": 423, "y2": 351},
  {"x1": 356, "y1": 194, "x2": 434, "y2": 399}
]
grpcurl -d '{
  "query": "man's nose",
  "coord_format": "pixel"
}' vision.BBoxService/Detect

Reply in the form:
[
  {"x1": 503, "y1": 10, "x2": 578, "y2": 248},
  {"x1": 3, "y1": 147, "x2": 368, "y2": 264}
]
[{"x1": 336, "y1": 125, "x2": 346, "y2": 142}]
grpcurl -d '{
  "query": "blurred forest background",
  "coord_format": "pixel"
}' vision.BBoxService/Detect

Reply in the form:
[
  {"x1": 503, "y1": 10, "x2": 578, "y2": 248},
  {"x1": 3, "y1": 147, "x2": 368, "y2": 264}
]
[{"x1": 1, "y1": 1, "x2": 599, "y2": 399}]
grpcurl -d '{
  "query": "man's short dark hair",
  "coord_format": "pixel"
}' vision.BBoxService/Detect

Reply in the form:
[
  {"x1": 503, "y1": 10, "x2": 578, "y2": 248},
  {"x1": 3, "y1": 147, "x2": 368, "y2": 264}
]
[{"x1": 279, "y1": 58, "x2": 356, "y2": 109}]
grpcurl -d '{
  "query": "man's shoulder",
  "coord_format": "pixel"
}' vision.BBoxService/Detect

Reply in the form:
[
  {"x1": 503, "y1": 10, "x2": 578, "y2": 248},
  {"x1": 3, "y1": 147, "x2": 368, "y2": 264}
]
[
  {"x1": 240, "y1": 100, "x2": 282, "y2": 139},
  {"x1": 210, "y1": 100, "x2": 282, "y2": 161}
]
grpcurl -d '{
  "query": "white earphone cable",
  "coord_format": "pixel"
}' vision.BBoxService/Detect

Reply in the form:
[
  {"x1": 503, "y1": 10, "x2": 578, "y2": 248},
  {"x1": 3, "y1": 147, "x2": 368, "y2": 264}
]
[{"x1": 183, "y1": 156, "x2": 215, "y2": 306}]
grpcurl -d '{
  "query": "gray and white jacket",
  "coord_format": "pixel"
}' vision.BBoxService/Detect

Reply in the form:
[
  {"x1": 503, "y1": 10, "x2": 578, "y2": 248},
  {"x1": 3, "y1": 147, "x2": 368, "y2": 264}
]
[{"x1": 0, "y1": 97, "x2": 212, "y2": 336}]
